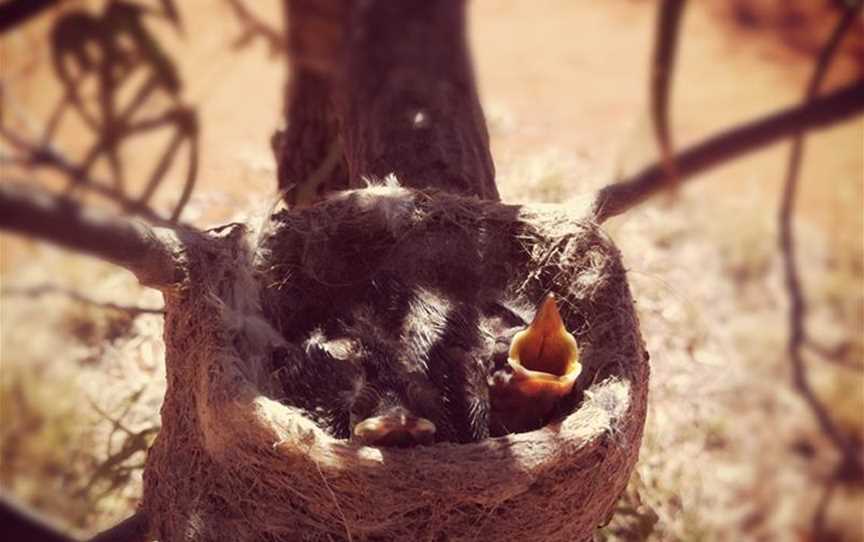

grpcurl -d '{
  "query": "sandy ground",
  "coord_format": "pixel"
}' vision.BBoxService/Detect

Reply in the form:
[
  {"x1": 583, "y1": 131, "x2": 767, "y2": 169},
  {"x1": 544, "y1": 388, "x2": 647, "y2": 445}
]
[{"x1": 1, "y1": 0, "x2": 862, "y2": 540}]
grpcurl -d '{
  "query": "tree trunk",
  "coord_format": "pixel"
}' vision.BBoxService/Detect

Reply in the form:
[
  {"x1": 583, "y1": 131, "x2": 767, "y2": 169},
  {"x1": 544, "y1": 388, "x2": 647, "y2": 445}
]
[
  {"x1": 275, "y1": 0, "x2": 349, "y2": 205},
  {"x1": 276, "y1": 0, "x2": 497, "y2": 204}
]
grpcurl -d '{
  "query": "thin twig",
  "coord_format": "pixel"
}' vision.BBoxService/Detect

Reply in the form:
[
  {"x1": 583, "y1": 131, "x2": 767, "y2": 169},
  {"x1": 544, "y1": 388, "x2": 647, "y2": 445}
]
[
  {"x1": 0, "y1": 125, "x2": 171, "y2": 225},
  {"x1": 650, "y1": 0, "x2": 687, "y2": 190},
  {"x1": 778, "y1": 3, "x2": 863, "y2": 478},
  {"x1": 591, "y1": 79, "x2": 864, "y2": 223},
  {"x1": 1, "y1": 82, "x2": 198, "y2": 226},
  {"x1": 804, "y1": 341, "x2": 864, "y2": 371},
  {"x1": 80, "y1": 425, "x2": 158, "y2": 499},
  {"x1": 2, "y1": 284, "x2": 165, "y2": 315},
  {"x1": 313, "y1": 460, "x2": 354, "y2": 542},
  {"x1": 811, "y1": 473, "x2": 838, "y2": 538},
  {"x1": 225, "y1": 0, "x2": 285, "y2": 56}
]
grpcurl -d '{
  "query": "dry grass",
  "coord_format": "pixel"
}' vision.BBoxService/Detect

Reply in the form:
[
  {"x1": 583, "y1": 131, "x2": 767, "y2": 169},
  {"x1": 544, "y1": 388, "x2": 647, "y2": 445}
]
[
  {"x1": 595, "y1": 188, "x2": 864, "y2": 541},
  {"x1": 0, "y1": 248, "x2": 165, "y2": 537},
  {"x1": 0, "y1": 362, "x2": 100, "y2": 533}
]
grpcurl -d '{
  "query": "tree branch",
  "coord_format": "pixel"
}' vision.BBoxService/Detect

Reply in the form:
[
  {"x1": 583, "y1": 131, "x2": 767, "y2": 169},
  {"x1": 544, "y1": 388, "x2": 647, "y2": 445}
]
[
  {"x1": 0, "y1": 126, "x2": 171, "y2": 224},
  {"x1": 779, "y1": 3, "x2": 863, "y2": 480},
  {"x1": 225, "y1": 0, "x2": 285, "y2": 56},
  {"x1": 0, "y1": 0, "x2": 59, "y2": 34},
  {"x1": 0, "y1": 182, "x2": 183, "y2": 288},
  {"x1": 804, "y1": 341, "x2": 864, "y2": 371},
  {"x1": 650, "y1": 0, "x2": 687, "y2": 189},
  {"x1": 591, "y1": 79, "x2": 864, "y2": 223},
  {"x1": 2, "y1": 284, "x2": 165, "y2": 315},
  {"x1": 88, "y1": 512, "x2": 149, "y2": 542},
  {"x1": 0, "y1": 492, "x2": 75, "y2": 542}
]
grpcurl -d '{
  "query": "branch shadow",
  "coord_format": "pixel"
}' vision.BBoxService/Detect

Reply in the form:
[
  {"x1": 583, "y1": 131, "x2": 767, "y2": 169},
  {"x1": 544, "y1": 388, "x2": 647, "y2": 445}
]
[
  {"x1": 223, "y1": 0, "x2": 285, "y2": 57},
  {"x1": 1, "y1": 0, "x2": 199, "y2": 223}
]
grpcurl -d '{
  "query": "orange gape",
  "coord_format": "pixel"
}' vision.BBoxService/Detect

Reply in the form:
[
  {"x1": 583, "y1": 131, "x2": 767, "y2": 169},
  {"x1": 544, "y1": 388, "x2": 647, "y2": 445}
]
[
  {"x1": 509, "y1": 294, "x2": 581, "y2": 378},
  {"x1": 491, "y1": 294, "x2": 582, "y2": 433}
]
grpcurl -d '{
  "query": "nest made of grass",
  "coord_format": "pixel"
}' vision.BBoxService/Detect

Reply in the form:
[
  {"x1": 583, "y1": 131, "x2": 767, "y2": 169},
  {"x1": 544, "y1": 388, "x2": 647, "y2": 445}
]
[{"x1": 141, "y1": 187, "x2": 649, "y2": 542}]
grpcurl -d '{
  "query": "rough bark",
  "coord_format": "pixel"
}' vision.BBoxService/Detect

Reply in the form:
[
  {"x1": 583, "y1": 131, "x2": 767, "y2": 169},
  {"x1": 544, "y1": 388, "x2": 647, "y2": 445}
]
[
  {"x1": 275, "y1": 0, "x2": 349, "y2": 205},
  {"x1": 276, "y1": 0, "x2": 497, "y2": 203},
  {"x1": 336, "y1": 0, "x2": 497, "y2": 199}
]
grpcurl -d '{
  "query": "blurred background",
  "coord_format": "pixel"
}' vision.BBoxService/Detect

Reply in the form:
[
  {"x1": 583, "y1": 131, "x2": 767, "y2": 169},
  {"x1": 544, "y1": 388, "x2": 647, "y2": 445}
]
[{"x1": 0, "y1": 0, "x2": 862, "y2": 539}]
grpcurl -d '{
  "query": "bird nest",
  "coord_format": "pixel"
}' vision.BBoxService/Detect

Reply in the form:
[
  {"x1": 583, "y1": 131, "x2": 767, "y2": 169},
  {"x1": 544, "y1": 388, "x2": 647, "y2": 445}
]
[{"x1": 141, "y1": 186, "x2": 649, "y2": 541}]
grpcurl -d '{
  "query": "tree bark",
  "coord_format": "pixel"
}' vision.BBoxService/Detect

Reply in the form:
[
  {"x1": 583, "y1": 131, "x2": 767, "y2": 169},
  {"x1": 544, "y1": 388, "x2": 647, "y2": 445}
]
[
  {"x1": 0, "y1": 182, "x2": 183, "y2": 288},
  {"x1": 335, "y1": 0, "x2": 497, "y2": 199},
  {"x1": 275, "y1": 0, "x2": 349, "y2": 205},
  {"x1": 278, "y1": 0, "x2": 497, "y2": 203}
]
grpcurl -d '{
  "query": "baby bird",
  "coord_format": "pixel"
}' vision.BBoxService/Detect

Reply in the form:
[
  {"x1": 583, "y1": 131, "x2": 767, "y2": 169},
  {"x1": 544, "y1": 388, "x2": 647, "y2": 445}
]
[
  {"x1": 271, "y1": 329, "x2": 442, "y2": 447},
  {"x1": 270, "y1": 281, "x2": 491, "y2": 447},
  {"x1": 489, "y1": 294, "x2": 582, "y2": 435}
]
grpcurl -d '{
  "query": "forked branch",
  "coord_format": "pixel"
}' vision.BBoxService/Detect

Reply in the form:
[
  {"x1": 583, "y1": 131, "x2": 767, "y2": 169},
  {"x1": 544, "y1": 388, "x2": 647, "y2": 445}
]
[
  {"x1": 0, "y1": 182, "x2": 183, "y2": 288},
  {"x1": 591, "y1": 79, "x2": 864, "y2": 223}
]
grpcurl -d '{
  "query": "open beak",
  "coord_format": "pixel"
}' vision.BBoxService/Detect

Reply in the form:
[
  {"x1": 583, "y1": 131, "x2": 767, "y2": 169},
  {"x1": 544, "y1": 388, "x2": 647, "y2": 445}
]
[
  {"x1": 506, "y1": 293, "x2": 582, "y2": 400},
  {"x1": 352, "y1": 412, "x2": 437, "y2": 447}
]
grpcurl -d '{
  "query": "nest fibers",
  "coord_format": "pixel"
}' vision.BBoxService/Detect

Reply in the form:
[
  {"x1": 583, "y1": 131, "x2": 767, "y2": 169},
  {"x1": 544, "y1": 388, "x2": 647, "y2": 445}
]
[{"x1": 141, "y1": 187, "x2": 649, "y2": 541}]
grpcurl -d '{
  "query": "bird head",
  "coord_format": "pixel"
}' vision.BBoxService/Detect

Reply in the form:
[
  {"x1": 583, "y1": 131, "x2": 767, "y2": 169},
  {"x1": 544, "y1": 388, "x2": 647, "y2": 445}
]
[
  {"x1": 490, "y1": 293, "x2": 582, "y2": 433},
  {"x1": 507, "y1": 293, "x2": 582, "y2": 396}
]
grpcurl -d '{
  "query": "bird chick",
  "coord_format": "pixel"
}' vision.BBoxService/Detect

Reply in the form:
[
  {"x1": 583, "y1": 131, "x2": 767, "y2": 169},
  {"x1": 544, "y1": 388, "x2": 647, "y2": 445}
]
[
  {"x1": 489, "y1": 293, "x2": 582, "y2": 435},
  {"x1": 271, "y1": 285, "x2": 490, "y2": 447},
  {"x1": 344, "y1": 295, "x2": 491, "y2": 446},
  {"x1": 271, "y1": 329, "x2": 442, "y2": 447}
]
